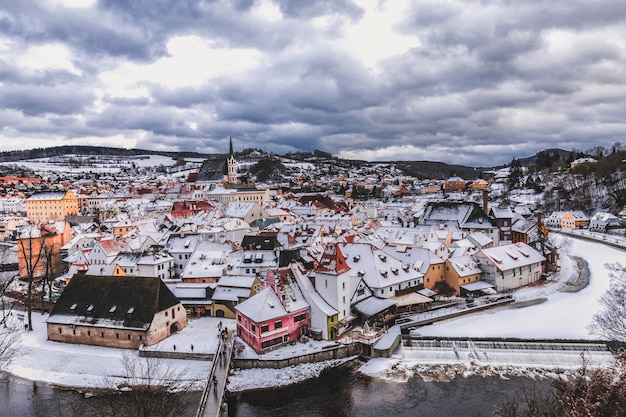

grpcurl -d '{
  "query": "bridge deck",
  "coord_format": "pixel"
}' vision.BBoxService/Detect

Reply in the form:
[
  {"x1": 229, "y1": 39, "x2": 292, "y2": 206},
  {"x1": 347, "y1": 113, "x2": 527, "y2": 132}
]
[{"x1": 196, "y1": 341, "x2": 232, "y2": 417}]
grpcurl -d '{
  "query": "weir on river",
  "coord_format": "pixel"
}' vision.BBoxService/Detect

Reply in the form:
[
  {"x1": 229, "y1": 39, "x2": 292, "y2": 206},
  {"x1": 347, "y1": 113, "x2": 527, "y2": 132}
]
[{"x1": 402, "y1": 337, "x2": 615, "y2": 369}]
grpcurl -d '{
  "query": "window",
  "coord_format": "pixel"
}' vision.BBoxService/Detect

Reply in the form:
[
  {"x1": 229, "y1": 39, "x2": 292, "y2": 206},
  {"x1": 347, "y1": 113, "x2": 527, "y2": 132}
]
[
  {"x1": 294, "y1": 313, "x2": 306, "y2": 322},
  {"x1": 237, "y1": 314, "x2": 242, "y2": 322},
  {"x1": 275, "y1": 321, "x2": 283, "y2": 329},
  {"x1": 261, "y1": 324, "x2": 270, "y2": 333},
  {"x1": 128, "y1": 334, "x2": 131, "y2": 340},
  {"x1": 251, "y1": 324, "x2": 256, "y2": 332},
  {"x1": 88, "y1": 330, "x2": 91, "y2": 336},
  {"x1": 58, "y1": 328, "x2": 62, "y2": 334}
]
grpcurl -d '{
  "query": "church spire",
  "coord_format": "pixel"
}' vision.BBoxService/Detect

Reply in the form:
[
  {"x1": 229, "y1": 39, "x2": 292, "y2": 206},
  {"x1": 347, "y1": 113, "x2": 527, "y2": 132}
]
[{"x1": 227, "y1": 136, "x2": 238, "y2": 185}]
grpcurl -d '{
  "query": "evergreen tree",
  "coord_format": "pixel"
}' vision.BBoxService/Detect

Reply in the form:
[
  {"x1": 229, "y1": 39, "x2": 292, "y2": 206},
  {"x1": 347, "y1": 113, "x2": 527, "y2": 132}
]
[{"x1": 508, "y1": 158, "x2": 523, "y2": 189}]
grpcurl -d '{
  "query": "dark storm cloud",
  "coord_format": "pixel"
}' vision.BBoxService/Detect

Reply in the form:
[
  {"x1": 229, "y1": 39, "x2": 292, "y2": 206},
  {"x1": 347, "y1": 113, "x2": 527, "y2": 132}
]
[
  {"x1": 1, "y1": 0, "x2": 626, "y2": 165},
  {"x1": 273, "y1": 0, "x2": 363, "y2": 19},
  {"x1": 0, "y1": 84, "x2": 95, "y2": 116}
]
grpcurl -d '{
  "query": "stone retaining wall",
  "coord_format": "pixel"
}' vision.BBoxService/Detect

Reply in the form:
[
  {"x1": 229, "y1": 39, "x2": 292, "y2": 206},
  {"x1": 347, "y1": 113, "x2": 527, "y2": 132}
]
[{"x1": 233, "y1": 343, "x2": 362, "y2": 369}]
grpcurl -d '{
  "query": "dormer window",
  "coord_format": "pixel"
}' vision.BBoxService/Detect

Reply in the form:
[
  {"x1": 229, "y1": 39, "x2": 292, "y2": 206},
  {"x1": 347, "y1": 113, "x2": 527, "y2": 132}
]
[
  {"x1": 391, "y1": 267, "x2": 399, "y2": 275},
  {"x1": 70, "y1": 303, "x2": 77, "y2": 312},
  {"x1": 86, "y1": 304, "x2": 94, "y2": 313},
  {"x1": 353, "y1": 255, "x2": 360, "y2": 262},
  {"x1": 378, "y1": 254, "x2": 387, "y2": 262},
  {"x1": 127, "y1": 307, "x2": 135, "y2": 315},
  {"x1": 380, "y1": 270, "x2": 388, "y2": 278},
  {"x1": 109, "y1": 305, "x2": 117, "y2": 314}
]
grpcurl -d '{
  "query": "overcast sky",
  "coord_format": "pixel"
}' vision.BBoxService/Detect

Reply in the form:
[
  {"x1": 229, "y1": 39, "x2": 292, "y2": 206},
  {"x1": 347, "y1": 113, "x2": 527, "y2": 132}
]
[{"x1": 1, "y1": 0, "x2": 625, "y2": 166}]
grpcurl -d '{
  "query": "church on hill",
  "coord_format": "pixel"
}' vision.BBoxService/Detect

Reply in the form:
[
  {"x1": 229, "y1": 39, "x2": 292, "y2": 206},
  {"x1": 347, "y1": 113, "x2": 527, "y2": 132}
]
[{"x1": 184, "y1": 137, "x2": 270, "y2": 205}]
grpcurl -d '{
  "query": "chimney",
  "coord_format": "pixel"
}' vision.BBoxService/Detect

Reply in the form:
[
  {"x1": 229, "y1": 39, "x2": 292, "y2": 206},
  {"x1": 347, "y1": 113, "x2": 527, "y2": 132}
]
[{"x1": 483, "y1": 190, "x2": 489, "y2": 214}]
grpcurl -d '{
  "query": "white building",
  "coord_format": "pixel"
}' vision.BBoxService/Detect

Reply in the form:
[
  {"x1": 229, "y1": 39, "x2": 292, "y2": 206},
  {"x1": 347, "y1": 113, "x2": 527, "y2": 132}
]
[{"x1": 476, "y1": 242, "x2": 545, "y2": 292}]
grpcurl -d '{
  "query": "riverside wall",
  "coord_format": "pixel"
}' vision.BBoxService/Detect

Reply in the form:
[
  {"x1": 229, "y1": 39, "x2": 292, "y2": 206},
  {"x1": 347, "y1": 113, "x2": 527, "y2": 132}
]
[{"x1": 233, "y1": 343, "x2": 362, "y2": 369}]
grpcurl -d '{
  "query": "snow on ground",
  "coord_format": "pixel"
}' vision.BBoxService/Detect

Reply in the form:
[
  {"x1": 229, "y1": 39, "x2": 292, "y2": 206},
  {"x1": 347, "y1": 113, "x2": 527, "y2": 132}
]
[
  {"x1": 6, "y1": 235, "x2": 623, "y2": 392},
  {"x1": 0, "y1": 154, "x2": 177, "y2": 174},
  {"x1": 360, "y1": 236, "x2": 623, "y2": 381},
  {"x1": 7, "y1": 314, "x2": 218, "y2": 390},
  {"x1": 416, "y1": 237, "x2": 614, "y2": 340},
  {"x1": 227, "y1": 357, "x2": 355, "y2": 392}
]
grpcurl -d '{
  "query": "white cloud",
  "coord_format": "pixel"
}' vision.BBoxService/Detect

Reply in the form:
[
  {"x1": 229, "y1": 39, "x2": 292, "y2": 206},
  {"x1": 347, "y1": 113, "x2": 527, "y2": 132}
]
[
  {"x1": 39, "y1": 0, "x2": 97, "y2": 8},
  {"x1": 16, "y1": 43, "x2": 82, "y2": 76},
  {"x1": 98, "y1": 35, "x2": 262, "y2": 98},
  {"x1": 338, "y1": 0, "x2": 420, "y2": 70}
]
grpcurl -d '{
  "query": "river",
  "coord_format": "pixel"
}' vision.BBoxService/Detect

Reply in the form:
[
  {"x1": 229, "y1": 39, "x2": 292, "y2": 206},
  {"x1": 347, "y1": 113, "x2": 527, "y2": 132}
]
[
  {"x1": 0, "y1": 376, "x2": 201, "y2": 417},
  {"x1": 228, "y1": 362, "x2": 549, "y2": 417},
  {"x1": 1, "y1": 366, "x2": 548, "y2": 417}
]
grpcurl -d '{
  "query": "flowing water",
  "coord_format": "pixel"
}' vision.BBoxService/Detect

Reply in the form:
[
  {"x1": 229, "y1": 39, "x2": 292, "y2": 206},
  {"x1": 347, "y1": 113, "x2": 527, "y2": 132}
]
[
  {"x1": 226, "y1": 363, "x2": 550, "y2": 417},
  {"x1": 2, "y1": 366, "x2": 548, "y2": 417}
]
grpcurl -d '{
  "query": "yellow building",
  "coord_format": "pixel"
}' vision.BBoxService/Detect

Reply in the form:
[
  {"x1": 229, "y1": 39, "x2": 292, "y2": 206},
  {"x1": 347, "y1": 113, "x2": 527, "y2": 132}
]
[
  {"x1": 560, "y1": 211, "x2": 590, "y2": 229},
  {"x1": 25, "y1": 190, "x2": 79, "y2": 222}
]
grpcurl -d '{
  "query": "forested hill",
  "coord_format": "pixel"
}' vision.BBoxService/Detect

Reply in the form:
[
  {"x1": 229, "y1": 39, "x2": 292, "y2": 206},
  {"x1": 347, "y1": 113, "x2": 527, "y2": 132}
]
[
  {"x1": 394, "y1": 160, "x2": 487, "y2": 180},
  {"x1": 0, "y1": 146, "x2": 217, "y2": 162}
]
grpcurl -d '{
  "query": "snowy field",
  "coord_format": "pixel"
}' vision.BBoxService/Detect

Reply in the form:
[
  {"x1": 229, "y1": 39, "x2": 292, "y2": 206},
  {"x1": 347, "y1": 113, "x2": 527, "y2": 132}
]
[
  {"x1": 416, "y1": 237, "x2": 615, "y2": 340},
  {"x1": 0, "y1": 154, "x2": 177, "y2": 174}
]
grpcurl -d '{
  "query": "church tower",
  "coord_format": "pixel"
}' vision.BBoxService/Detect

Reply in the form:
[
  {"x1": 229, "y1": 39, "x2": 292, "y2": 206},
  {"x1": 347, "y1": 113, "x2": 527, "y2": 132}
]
[{"x1": 227, "y1": 136, "x2": 238, "y2": 185}]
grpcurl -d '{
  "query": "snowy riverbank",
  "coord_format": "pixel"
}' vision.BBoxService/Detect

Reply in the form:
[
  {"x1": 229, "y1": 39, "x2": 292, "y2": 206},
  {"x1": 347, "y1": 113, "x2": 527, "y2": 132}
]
[{"x1": 5, "y1": 236, "x2": 621, "y2": 393}]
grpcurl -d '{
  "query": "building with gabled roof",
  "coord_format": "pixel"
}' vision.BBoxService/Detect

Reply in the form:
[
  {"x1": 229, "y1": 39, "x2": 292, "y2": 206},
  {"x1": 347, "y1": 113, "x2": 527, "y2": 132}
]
[
  {"x1": 210, "y1": 274, "x2": 262, "y2": 319},
  {"x1": 420, "y1": 201, "x2": 499, "y2": 244},
  {"x1": 25, "y1": 190, "x2": 79, "y2": 222},
  {"x1": 46, "y1": 275, "x2": 186, "y2": 349},
  {"x1": 312, "y1": 243, "x2": 352, "y2": 338},
  {"x1": 235, "y1": 269, "x2": 310, "y2": 353},
  {"x1": 589, "y1": 211, "x2": 621, "y2": 231},
  {"x1": 339, "y1": 242, "x2": 424, "y2": 300},
  {"x1": 443, "y1": 255, "x2": 482, "y2": 294},
  {"x1": 476, "y1": 242, "x2": 545, "y2": 291}
]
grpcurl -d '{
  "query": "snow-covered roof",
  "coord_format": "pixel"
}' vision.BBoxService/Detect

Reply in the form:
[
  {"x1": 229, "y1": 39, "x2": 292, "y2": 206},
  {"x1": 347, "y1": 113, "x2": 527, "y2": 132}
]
[
  {"x1": 235, "y1": 287, "x2": 288, "y2": 322},
  {"x1": 339, "y1": 242, "x2": 423, "y2": 291},
  {"x1": 447, "y1": 255, "x2": 482, "y2": 277},
  {"x1": 212, "y1": 286, "x2": 251, "y2": 301},
  {"x1": 352, "y1": 296, "x2": 396, "y2": 317},
  {"x1": 479, "y1": 242, "x2": 545, "y2": 271}
]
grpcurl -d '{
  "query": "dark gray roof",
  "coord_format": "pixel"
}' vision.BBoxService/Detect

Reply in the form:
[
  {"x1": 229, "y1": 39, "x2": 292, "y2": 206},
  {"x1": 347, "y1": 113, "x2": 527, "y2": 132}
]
[
  {"x1": 196, "y1": 158, "x2": 227, "y2": 182},
  {"x1": 48, "y1": 275, "x2": 180, "y2": 330}
]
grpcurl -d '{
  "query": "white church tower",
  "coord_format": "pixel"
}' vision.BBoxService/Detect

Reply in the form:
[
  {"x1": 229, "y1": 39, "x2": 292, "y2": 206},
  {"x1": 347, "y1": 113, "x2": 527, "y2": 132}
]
[{"x1": 227, "y1": 136, "x2": 238, "y2": 185}]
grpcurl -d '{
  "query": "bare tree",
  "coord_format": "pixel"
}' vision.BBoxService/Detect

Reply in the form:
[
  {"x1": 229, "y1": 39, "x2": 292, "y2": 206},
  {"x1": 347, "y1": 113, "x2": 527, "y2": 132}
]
[
  {"x1": 588, "y1": 262, "x2": 626, "y2": 342},
  {"x1": 495, "y1": 355, "x2": 626, "y2": 417},
  {"x1": 0, "y1": 273, "x2": 17, "y2": 328},
  {"x1": 101, "y1": 352, "x2": 197, "y2": 417},
  {"x1": 18, "y1": 230, "x2": 47, "y2": 331},
  {"x1": 0, "y1": 325, "x2": 20, "y2": 376},
  {"x1": 41, "y1": 240, "x2": 63, "y2": 304}
]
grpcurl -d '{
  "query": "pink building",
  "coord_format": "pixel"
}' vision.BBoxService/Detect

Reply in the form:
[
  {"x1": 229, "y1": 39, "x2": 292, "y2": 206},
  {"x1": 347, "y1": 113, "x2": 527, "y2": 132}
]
[{"x1": 235, "y1": 270, "x2": 310, "y2": 353}]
